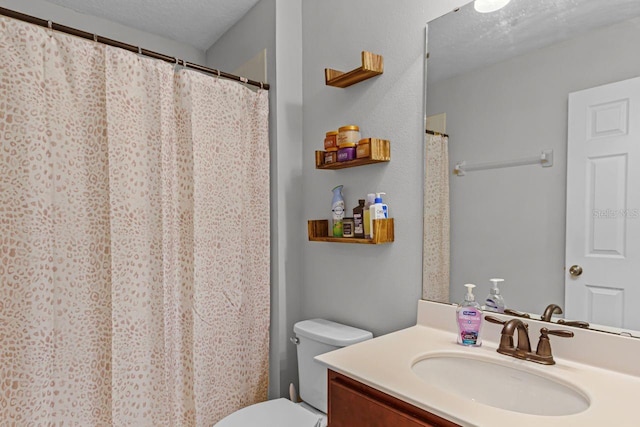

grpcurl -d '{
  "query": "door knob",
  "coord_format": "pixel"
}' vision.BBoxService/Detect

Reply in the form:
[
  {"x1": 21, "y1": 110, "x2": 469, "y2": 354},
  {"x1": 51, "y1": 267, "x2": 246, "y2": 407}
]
[{"x1": 569, "y1": 265, "x2": 583, "y2": 277}]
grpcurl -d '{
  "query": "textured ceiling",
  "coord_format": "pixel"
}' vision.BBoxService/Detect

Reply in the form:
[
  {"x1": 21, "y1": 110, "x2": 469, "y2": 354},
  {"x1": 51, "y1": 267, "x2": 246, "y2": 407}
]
[
  {"x1": 428, "y1": 0, "x2": 640, "y2": 84},
  {"x1": 44, "y1": 0, "x2": 260, "y2": 50}
]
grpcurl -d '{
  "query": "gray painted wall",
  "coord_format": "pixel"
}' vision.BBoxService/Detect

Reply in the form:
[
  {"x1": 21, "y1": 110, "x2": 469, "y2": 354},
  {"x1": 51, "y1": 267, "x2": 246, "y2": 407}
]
[
  {"x1": 0, "y1": 0, "x2": 205, "y2": 64},
  {"x1": 300, "y1": 0, "x2": 468, "y2": 338},
  {"x1": 209, "y1": 0, "x2": 470, "y2": 399},
  {"x1": 206, "y1": 0, "x2": 304, "y2": 400},
  {"x1": 272, "y1": 0, "x2": 303, "y2": 401},
  {"x1": 427, "y1": 18, "x2": 640, "y2": 312}
]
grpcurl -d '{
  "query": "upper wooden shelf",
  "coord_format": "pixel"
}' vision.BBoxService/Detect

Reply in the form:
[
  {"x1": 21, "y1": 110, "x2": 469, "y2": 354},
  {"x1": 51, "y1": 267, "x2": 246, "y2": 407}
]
[{"x1": 325, "y1": 51, "x2": 384, "y2": 88}]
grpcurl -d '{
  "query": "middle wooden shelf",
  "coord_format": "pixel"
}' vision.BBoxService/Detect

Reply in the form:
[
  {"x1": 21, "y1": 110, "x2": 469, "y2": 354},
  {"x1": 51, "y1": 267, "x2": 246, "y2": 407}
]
[{"x1": 316, "y1": 138, "x2": 390, "y2": 170}]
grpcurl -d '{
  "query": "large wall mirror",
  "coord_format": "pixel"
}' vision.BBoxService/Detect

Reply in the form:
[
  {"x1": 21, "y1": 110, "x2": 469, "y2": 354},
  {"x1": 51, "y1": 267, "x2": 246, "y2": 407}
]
[{"x1": 424, "y1": 0, "x2": 640, "y2": 336}]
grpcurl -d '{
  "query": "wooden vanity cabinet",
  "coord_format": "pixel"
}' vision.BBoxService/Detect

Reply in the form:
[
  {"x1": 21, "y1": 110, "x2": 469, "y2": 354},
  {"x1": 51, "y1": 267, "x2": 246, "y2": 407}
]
[{"x1": 328, "y1": 370, "x2": 461, "y2": 427}]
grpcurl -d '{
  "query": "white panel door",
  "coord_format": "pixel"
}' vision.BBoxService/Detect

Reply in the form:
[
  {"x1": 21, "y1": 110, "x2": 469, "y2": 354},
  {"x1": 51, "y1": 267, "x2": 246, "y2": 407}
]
[{"x1": 565, "y1": 76, "x2": 640, "y2": 331}]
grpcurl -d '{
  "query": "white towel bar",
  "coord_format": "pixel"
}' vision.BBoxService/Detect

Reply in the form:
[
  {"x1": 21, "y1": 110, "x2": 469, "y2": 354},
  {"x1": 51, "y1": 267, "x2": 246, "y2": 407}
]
[{"x1": 453, "y1": 150, "x2": 553, "y2": 176}]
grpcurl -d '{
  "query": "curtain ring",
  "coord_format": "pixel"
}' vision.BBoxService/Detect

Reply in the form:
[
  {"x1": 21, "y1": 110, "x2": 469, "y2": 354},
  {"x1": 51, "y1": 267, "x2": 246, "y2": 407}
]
[
  {"x1": 260, "y1": 82, "x2": 264, "y2": 90},
  {"x1": 138, "y1": 46, "x2": 142, "y2": 55},
  {"x1": 93, "y1": 34, "x2": 98, "y2": 43},
  {"x1": 240, "y1": 77, "x2": 248, "y2": 84},
  {"x1": 47, "y1": 20, "x2": 52, "y2": 30},
  {"x1": 215, "y1": 69, "x2": 220, "y2": 79}
]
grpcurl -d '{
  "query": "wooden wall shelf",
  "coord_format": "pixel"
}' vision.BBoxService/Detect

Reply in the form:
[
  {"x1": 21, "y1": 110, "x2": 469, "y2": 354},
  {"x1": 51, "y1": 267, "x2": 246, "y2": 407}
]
[
  {"x1": 325, "y1": 51, "x2": 384, "y2": 88},
  {"x1": 308, "y1": 218, "x2": 394, "y2": 244},
  {"x1": 316, "y1": 138, "x2": 390, "y2": 170}
]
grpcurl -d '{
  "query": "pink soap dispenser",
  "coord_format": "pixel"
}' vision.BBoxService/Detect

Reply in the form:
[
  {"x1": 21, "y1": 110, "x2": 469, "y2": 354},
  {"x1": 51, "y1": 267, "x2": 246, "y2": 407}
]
[{"x1": 456, "y1": 284, "x2": 483, "y2": 346}]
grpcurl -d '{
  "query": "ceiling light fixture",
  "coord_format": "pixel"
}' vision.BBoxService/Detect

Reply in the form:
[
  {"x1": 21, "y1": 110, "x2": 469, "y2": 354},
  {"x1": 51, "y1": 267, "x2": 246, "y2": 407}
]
[{"x1": 474, "y1": 0, "x2": 511, "y2": 13}]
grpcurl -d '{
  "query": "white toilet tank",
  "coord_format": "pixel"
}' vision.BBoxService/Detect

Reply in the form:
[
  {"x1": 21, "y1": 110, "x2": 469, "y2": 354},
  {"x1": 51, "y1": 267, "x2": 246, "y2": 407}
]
[{"x1": 293, "y1": 319, "x2": 372, "y2": 414}]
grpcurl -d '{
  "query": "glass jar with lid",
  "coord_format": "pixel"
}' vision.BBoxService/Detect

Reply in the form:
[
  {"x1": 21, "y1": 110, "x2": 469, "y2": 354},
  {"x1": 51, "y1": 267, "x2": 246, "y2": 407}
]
[{"x1": 338, "y1": 125, "x2": 361, "y2": 146}]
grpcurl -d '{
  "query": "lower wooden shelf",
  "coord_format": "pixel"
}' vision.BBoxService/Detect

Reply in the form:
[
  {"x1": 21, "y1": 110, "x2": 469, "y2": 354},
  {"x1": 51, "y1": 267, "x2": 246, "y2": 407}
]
[{"x1": 308, "y1": 218, "x2": 394, "y2": 244}]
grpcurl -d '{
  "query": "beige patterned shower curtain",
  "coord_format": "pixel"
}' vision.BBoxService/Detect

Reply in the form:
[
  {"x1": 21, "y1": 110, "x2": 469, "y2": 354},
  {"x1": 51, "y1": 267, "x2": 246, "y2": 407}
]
[
  {"x1": 0, "y1": 17, "x2": 270, "y2": 426},
  {"x1": 423, "y1": 133, "x2": 450, "y2": 302}
]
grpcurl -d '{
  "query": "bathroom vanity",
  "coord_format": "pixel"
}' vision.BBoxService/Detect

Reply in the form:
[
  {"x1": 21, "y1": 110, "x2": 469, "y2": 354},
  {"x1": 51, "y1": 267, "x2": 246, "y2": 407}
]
[
  {"x1": 328, "y1": 369, "x2": 458, "y2": 427},
  {"x1": 316, "y1": 300, "x2": 640, "y2": 426}
]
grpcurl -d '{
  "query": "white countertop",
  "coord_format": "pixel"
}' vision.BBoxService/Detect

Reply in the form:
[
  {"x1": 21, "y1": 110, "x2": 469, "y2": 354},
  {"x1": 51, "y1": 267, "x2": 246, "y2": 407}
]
[{"x1": 316, "y1": 300, "x2": 640, "y2": 426}]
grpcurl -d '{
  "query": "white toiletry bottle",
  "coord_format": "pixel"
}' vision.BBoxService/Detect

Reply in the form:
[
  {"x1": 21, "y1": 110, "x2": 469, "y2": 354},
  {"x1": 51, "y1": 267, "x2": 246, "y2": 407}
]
[
  {"x1": 363, "y1": 193, "x2": 376, "y2": 239},
  {"x1": 456, "y1": 284, "x2": 482, "y2": 346},
  {"x1": 369, "y1": 192, "x2": 388, "y2": 239},
  {"x1": 484, "y1": 278, "x2": 506, "y2": 313}
]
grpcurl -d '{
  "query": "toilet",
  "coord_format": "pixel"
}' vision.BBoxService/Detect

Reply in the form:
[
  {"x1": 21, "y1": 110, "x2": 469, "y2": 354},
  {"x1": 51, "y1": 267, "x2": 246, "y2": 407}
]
[{"x1": 215, "y1": 319, "x2": 373, "y2": 427}]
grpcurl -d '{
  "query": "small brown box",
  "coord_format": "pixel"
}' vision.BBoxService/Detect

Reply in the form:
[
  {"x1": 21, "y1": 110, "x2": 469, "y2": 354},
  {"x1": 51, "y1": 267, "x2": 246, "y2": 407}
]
[
  {"x1": 324, "y1": 151, "x2": 338, "y2": 164},
  {"x1": 356, "y1": 139, "x2": 370, "y2": 159},
  {"x1": 324, "y1": 131, "x2": 338, "y2": 150}
]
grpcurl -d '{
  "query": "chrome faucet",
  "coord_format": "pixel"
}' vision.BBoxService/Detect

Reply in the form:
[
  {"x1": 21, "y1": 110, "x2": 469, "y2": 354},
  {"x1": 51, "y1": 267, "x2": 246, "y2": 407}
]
[{"x1": 486, "y1": 316, "x2": 574, "y2": 365}]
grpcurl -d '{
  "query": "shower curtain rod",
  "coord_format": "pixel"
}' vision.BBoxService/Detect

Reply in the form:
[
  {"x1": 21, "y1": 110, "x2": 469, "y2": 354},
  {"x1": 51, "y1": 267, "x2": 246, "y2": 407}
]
[
  {"x1": 426, "y1": 129, "x2": 449, "y2": 138},
  {"x1": 0, "y1": 6, "x2": 270, "y2": 91}
]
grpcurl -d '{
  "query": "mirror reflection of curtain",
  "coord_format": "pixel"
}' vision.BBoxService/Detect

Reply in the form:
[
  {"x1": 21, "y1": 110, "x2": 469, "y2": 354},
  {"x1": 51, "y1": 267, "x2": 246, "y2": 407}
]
[
  {"x1": 0, "y1": 17, "x2": 270, "y2": 426},
  {"x1": 423, "y1": 133, "x2": 450, "y2": 302}
]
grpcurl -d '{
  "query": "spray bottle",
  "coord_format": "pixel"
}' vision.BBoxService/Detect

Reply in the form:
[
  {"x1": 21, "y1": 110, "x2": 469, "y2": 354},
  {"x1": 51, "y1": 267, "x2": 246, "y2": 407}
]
[{"x1": 331, "y1": 185, "x2": 345, "y2": 237}]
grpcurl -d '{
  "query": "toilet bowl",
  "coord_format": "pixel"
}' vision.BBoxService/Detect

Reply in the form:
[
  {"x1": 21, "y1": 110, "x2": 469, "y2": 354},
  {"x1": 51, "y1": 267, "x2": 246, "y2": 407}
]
[
  {"x1": 214, "y1": 319, "x2": 372, "y2": 427},
  {"x1": 214, "y1": 398, "x2": 324, "y2": 427}
]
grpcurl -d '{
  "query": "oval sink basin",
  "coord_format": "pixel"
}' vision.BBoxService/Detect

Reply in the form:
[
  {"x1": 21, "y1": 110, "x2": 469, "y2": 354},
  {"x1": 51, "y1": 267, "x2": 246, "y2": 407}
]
[{"x1": 412, "y1": 354, "x2": 589, "y2": 416}]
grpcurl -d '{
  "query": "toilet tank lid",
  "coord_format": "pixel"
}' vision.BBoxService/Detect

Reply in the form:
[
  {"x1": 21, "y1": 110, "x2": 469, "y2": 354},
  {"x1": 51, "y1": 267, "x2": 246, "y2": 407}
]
[{"x1": 294, "y1": 319, "x2": 373, "y2": 347}]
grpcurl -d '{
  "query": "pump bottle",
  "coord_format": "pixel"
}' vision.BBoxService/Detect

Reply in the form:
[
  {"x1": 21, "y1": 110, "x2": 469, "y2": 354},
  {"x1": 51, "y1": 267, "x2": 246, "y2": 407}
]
[
  {"x1": 369, "y1": 192, "x2": 388, "y2": 239},
  {"x1": 484, "y1": 278, "x2": 506, "y2": 313},
  {"x1": 456, "y1": 284, "x2": 483, "y2": 346}
]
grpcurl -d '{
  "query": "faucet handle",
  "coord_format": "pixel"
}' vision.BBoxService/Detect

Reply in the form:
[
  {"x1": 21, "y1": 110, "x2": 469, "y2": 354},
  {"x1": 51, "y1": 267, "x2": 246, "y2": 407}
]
[
  {"x1": 545, "y1": 329, "x2": 574, "y2": 338},
  {"x1": 504, "y1": 308, "x2": 531, "y2": 319},
  {"x1": 485, "y1": 315, "x2": 506, "y2": 325},
  {"x1": 485, "y1": 316, "x2": 514, "y2": 350},
  {"x1": 534, "y1": 327, "x2": 574, "y2": 365},
  {"x1": 557, "y1": 319, "x2": 590, "y2": 329},
  {"x1": 486, "y1": 316, "x2": 529, "y2": 329}
]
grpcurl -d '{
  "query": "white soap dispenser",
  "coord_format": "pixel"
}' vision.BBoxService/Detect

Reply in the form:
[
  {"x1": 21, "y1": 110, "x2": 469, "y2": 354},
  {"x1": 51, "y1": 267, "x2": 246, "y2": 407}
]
[
  {"x1": 369, "y1": 192, "x2": 388, "y2": 239},
  {"x1": 484, "y1": 278, "x2": 506, "y2": 313}
]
